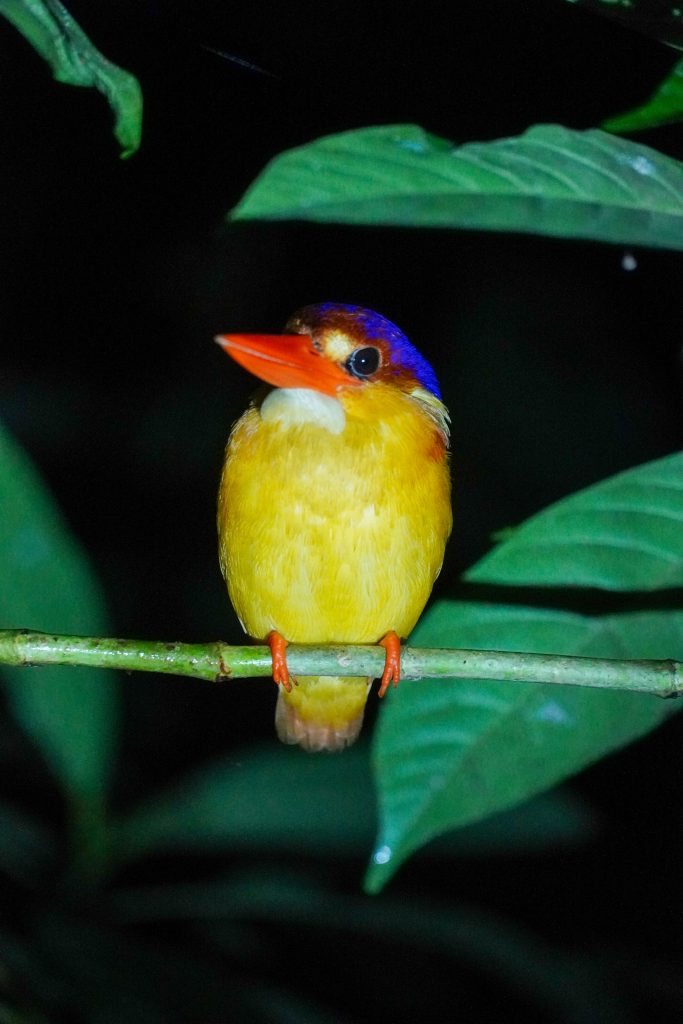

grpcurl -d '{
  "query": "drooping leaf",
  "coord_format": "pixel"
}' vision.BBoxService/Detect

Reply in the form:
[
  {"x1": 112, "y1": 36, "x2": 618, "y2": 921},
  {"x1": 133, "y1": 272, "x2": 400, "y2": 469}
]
[
  {"x1": 232, "y1": 123, "x2": 683, "y2": 252},
  {"x1": 0, "y1": 0, "x2": 142, "y2": 156},
  {"x1": 604, "y1": 58, "x2": 683, "y2": 133},
  {"x1": 466, "y1": 451, "x2": 683, "y2": 590},
  {"x1": 112, "y1": 743, "x2": 375, "y2": 865},
  {"x1": 0, "y1": 421, "x2": 118, "y2": 859},
  {"x1": 368, "y1": 601, "x2": 682, "y2": 891}
]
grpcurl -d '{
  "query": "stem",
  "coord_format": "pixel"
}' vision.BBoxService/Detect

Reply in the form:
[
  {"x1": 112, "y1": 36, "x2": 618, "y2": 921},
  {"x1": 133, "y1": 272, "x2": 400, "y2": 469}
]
[{"x1": 0, "y1": 630, "x2": 681, "y2": 697}]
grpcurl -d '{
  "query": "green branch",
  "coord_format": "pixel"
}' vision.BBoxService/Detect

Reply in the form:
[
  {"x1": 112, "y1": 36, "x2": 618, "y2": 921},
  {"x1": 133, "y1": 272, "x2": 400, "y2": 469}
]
[{"x1": 0, "y1": 630, "x2": 681, "y2": 697}]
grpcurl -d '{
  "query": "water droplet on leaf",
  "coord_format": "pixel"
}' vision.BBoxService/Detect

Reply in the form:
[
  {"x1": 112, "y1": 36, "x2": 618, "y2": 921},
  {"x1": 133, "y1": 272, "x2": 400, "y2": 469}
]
[{"x1": 373, "y1": 844, "x2": 392, "y2": 865}]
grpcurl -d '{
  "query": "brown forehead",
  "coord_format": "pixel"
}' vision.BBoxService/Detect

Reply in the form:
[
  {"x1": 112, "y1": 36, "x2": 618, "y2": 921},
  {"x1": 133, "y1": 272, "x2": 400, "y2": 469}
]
[
  {"x1": 284, "y1": 305, "x2": 419, "y2": 391},
  {"x1": 285, "y1": 305, "x2": 378, "y2": 347},
  {"x1": 285, "y1": 307, "x2": 395, "y2": 373}
]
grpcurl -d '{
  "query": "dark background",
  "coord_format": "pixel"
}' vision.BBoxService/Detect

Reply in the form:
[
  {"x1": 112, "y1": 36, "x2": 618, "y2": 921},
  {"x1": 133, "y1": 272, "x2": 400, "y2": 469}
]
[{"x1": 1, "y1": 0, "x2": 683, "y2": 1020}]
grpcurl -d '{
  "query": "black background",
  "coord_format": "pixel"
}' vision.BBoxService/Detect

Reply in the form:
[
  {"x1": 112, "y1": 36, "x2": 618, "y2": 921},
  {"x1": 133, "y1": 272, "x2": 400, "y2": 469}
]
[{"x1": 1, "y1": 0, "x2": 683, "y2": 1020}]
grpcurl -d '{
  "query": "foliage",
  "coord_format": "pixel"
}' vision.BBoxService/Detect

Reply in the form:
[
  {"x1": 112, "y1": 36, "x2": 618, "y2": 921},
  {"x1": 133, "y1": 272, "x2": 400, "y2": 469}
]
[
  {"x1": 466, "y1": 451, "x2": 683, "y2": 589},
  {"x1": 0, "y1": 421, "x2": 118, "y2": 875},
  {"x1": 233, "y1": 123, "x2": 683, "y2": 251},
  {"x1": 604, "y1": 58, "x2": 683, "y2": 132},
  {"x1": 0, "y1": 424, "x2": 601, "y2": 1013},
  {"x1": 0, "y1": 0, "x2": 141, "y2": 156},
  {"x1": 1, "y1": 0, "x2": 683, "y2": 1020}
]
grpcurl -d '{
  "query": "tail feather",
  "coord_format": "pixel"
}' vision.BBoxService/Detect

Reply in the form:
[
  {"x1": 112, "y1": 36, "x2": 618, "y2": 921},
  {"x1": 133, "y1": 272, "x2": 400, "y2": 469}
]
[{"x1": 275, "y1": 675, "x2": 371, "y2": 753}]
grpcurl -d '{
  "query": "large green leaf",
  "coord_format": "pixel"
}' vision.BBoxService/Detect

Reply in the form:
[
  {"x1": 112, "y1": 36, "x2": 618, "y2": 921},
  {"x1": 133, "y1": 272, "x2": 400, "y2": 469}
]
[
  {"x1": 604, "y1": 58, "x2": 683, "y2": 133},
  {"x1": 112, "y1": 743, "x2": 376, "y2": 865},
  {"x1": 0, "y1": 0, "x2": 142, "y2": 156},
  {"x1": 466, "y1": 451, "x2": 683, "y2": 590},
  {"x1": 232, "y1": 123, "x2": 683, "y2": 251},
  {"x1": 113, "y1": 742, "x2": 592, "y2": 868},
  {"x1": 367, "y1": 601, "x2": 681, "y2": 891},
  {"x1": 0, "y1": 422, "x2": 118, "y2": 861}
]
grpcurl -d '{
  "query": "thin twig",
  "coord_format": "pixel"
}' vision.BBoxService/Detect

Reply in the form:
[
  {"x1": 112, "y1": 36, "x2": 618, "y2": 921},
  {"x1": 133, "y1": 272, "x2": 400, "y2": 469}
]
[{"x1": 0, "y1": 630, "x2": 681, "y2": 697}]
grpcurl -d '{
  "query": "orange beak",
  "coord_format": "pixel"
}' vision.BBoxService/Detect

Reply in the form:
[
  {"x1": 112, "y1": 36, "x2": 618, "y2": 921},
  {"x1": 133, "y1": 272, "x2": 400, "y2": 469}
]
[{"x1": 215, "y1": 333, "x2": 360, "y2": 396}]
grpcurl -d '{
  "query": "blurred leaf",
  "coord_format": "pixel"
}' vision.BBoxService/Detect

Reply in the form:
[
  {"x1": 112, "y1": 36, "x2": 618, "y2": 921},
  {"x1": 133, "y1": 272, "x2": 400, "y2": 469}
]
[
  {"x1": 0, "y1": 422, "x2": 119, "y2": 864},
  {"x1": 428, "y1": 787, "x2": 596, "y2": 856},
  {"x1": 563, "y1": 0, "x2": 683, "y2": 51},
  {"x1": 0, "y1": 998, "x2": 51, "y2": 1024},
  {"x1": 604, "y1": 58, "x2": 683, "y2": 132},
  {"x1": 246, "y1": 984, "x2": 357, "y2": 1024},
  {"x1": 0, "y1": 0, "x2": 142, "y2": 156},
  {"x1": 26, "y1": 910, "x2": 244, "y2": 1023},
  {"x1": 466, "y1": 451, "x2": 683, "y2": 590},
  {"x1": 368, "y1": 602, "x2": 682, "y2": 891},
  {"x1": 0, "y1": 798, "x2": 55, "y2": 880},
  {"x1": 232, "y1": 123, "x2": 683, "y2": 251},
  {"x1": 117, "y1": 869, "x2": 628, "y2": 1023},
  {"x1": 113, "y1": 743, "x2": 375, "y2": 865},
  {"x1": 114, "y1": 745, "x2": 592, "y2": 870},
  {"x1": 0, "y1": 923, "x2": 73, "y2": 1015}
]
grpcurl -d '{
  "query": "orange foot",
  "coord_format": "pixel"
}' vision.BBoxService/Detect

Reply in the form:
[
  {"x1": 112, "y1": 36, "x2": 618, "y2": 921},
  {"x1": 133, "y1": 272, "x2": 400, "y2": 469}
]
[
  {"x1": 378, "y1": 631, "x2": 401, "y2": 698},
  {"x1": 268, "y1": 631, "x2": 292, "y2": 692}
]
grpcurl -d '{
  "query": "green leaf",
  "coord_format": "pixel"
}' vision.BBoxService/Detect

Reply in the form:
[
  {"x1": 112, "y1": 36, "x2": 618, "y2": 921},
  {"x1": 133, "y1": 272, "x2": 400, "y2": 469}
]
[
  {"x1": 232, "y1": 123, "x2": 683, "y2": 251},
  {"x1": 367, "y1": 601, "x2": 682, "y2": 891},
  {"x1": 604, "y1": 58, "x2": 683, "y2": 133},
  {"x1": 0, "y1": 0, "x2": 142, "y2": 156},
  {"x1": 113, "y1": 743, "x2": 375, "y2": 865},
  {"x1": 0, "y1": 421, "x2": 118, "y2": 865},
  {"x1": 114, "y1": 742, "x2": 591, "y2": 869},
  {"x1": 466, "y1": 451, "x2": 683, "y2": 590}
]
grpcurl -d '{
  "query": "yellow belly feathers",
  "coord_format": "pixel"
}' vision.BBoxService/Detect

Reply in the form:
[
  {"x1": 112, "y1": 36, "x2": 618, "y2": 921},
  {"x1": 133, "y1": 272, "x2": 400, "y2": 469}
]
[{"x1": 218, "y1": 382, "x2": 451, "y2": 750}]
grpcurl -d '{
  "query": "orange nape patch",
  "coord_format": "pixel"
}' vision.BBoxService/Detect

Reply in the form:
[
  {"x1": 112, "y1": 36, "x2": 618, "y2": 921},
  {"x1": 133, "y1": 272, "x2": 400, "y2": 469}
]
[{"x1": 427, "y1": 428, "x2": 448, "y2": 462}]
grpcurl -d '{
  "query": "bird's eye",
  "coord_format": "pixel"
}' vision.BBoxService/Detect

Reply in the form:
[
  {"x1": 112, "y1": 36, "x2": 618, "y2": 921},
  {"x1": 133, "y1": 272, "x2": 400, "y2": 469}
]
[{"x1": 346, "y1": 346, "x2": 381, "y2": 379}]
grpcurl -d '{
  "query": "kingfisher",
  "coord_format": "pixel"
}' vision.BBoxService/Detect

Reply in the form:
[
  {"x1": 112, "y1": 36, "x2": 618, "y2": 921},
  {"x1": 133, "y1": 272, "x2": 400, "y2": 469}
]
[{"x1": 216, "y1": 303, "x2": 451, "y2": 752}]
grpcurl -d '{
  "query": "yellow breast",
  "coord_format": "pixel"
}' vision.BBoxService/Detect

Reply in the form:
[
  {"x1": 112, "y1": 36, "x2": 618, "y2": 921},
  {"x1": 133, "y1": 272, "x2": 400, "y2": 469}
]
[{"x1": 217, "y1": 383, "x2": 451, "y2": 645}]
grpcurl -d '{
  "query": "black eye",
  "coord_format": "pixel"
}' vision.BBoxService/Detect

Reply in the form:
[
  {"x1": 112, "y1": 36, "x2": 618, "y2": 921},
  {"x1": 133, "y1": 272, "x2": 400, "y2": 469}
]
[{"x1": 346, "y1": 346, "x2": 381, "y2": 379}]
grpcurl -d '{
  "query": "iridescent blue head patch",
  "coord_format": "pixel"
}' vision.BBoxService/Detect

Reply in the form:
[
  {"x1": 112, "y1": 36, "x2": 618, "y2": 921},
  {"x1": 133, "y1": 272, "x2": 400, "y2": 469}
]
[{"x1": 287, "y1": 302, "x2": 442, "y2": 399}]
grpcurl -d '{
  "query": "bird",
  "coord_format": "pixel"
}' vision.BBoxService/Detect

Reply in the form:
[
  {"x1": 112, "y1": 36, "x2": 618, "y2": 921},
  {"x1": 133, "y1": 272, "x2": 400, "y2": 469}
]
[{"x1": 216, "y1": 303, "x2": 451, "y2": 752}]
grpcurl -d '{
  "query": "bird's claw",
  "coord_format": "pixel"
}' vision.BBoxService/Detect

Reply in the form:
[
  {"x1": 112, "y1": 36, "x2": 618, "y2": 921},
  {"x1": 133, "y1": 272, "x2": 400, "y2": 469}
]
[
  {"x1": 268, "y1": 631, "x2": 292, "y2": 692},
  {"x1": 378, "y1": 631, "x2": 401, "y2": 698}
]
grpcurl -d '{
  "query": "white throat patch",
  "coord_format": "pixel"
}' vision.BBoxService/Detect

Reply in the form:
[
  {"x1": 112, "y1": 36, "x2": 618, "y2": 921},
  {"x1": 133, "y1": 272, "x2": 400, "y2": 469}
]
[{"x1": 260, "y1": 388, "x2": 346, "y2": 435}]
